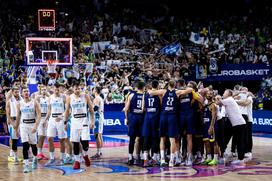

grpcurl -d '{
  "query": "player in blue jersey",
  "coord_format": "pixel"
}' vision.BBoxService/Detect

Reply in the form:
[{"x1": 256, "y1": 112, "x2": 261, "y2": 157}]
[
  {"x1": 202, "y1": 90, "x2": 219, "y2": 166},
  {"x1": 124, "y1": 81, "x2": 145, "y2": 165},
  {"x1": 148, "y1": 80, "x2": 193, "y2": 167},
  {"x1": 178, "y1": 81, "x2": 203, "y2": 166},
  {"x1": 142, "y1": 80, "x2": 161, "y2": 167}
]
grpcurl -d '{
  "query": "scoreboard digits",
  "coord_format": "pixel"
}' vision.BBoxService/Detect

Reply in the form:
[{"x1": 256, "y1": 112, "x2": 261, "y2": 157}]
[
  {"x1": 38, "y1": 9, "x2": 55, "y2": 31},
  {"x1": 42, "y1": 11, "x2": 52, "y2": 17}
]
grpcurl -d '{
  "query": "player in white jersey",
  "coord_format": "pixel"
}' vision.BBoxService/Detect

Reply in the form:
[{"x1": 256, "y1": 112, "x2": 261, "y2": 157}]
[
  {"x1": 91, "y1": 86, "x2": 104, "y2": 159},
  {"x1": 63, "y1": 87, "x2": 74, "y2": 165},
  {"x1": 6, "y1": 86, "x2": 22, "y2": 163},
  {"x1": 31, "y1": 83, "x2": 43, "y2": 99},
  {"x1": 36, "y1": 85, "x2": 49, "y2": 160},
  {"x1": 14, "y1": 86, "x2": 41, "y2": 173},
  {"x1": 64, "y1": 81, "x2": 94, "y2": 170},
  {"x1": 45, "y1": 83, "x2": 67, "y2": 165}
]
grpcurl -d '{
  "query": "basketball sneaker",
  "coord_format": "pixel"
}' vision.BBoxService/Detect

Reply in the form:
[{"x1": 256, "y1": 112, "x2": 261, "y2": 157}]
[
  {"x1": 150, "y1": 159, "x2": 160, "y2": 166},
  {"x1": 14, "y1": 157, "x2": 19, "y2": 165},
  {"x1": 23, "y1": 165, "x2": 31, "y2": 173},
  {"x1": 203, "y1": 158, "x2": 212, "y2": 165},
  {"x1": 45, "y1": 158, "x2": 56, "y2": 166},
  {"x1": 32, "y1": 158, "x2": 38, "y2": 169},
  {"x1": 8, "y1": 156, "x2": 14, "y2": 162},
  {"x1": 83, "y1": 155, "x2": 91, "y2": 167},
  {"x1": 244, "y1": 152, "x2": 252, "y2": 162},
  {"x1": 37, "y1": 153, "x2": 48, "y2": 160},
  {"x1": 73, "y1": 161, "x2": 80, "y2": 170},
  {"x1": 90, "y1": 153, "x2": 101, "y2": 159},
  {"x1": 128, "y1": 159, "x2": 134, "y2": 166},
  {"x1": 208, "y1": 159, "x2": 218, "y2": 166},
  {"x1": 169, "y1": 160, "x2": 174, "y2": 167},
  {"x1": 64, "y1": 157, "x2": 74, "y2": 164},
  {"x1": 143, "y1": 160, "x2": 149, "y2": 167},
  {"x1": 231, "y1": 159, "x2": 245, "y2": 166},
  {"x1": 160, "y1": 160, "x2": 168, "y2": 167}
]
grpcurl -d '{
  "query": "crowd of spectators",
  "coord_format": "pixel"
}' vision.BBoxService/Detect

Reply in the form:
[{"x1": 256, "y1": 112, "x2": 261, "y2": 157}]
[{"x1": 0, "y1": 0, "x2": 271, "y2": 107}]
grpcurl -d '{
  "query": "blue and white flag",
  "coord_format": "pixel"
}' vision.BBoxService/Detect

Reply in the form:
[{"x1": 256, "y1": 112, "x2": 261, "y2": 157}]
[
  {"x1": 189, "y1": 32, "x2": 205, "y2": 45},
  {"x1": 160, "y1": 42, "x2": 182, "y2": 56}
]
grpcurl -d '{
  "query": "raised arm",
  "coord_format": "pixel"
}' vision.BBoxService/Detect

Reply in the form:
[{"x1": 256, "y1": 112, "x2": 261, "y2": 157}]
[
  {"x1": 148, "y1": 89, "x2": 166, "y2": 96},
  {"x1": 176, "y1": 87, "x2": 193, "y2": 97}
]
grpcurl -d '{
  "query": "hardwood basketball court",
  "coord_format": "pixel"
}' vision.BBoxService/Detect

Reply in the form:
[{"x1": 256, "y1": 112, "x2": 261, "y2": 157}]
[{"x1": 0, "y1": 134, "x2": 272, "y2": 181}]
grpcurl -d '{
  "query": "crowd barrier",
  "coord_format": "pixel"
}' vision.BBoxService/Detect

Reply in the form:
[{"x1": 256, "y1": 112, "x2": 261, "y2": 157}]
[{"x1": 103, "y1": 104, "x2": 272, "y2": 134}]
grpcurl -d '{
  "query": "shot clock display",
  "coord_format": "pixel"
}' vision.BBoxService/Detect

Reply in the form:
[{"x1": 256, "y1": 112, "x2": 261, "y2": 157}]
[{"x1": 38, "y1": 9, "x2": 55, "y2": 31}]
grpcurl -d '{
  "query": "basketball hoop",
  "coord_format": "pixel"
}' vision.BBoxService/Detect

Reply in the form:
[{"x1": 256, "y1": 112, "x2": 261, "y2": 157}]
[{"x1": 47, "y1": 60, "x2": 57, "y2": 78}]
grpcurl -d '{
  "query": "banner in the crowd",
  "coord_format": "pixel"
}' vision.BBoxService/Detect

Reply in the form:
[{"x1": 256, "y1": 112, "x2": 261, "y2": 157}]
[
  {"x1": 61, "y1": 63, "x2": 93, "y2": 80},
  {"x1": 196, "y1": 64, "x2": 208, "y2": 79},
  {"x1": 92, "y1": 41, "x2": 111, "y2": 53},
  {"x1": 197, "y1": 63, "x2": 271, "y2": 81},
  {"x1": 189, "y1": 32, "x2": 205, "y2": 45},
  {"x1": 160, "y1": 42, "x2": 182, "y2": 56},
  {"x1": 252, "y1": 110, "x2": 272, "y2": 133}
]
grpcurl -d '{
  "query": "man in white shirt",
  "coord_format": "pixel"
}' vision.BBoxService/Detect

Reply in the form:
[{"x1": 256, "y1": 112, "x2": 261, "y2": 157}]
[
  {"x1": 216, "y1": 89, "x2": 246, "y2": 165},
  {"x1": 236, "y1": 87, "x2": 253, "y2": 160}
]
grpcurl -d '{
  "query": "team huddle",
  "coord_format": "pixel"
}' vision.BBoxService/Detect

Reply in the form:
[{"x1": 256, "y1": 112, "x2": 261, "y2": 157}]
[
  {"x1": 124, "y1": 79, "x2": 253, "y2": 167},
  {"x1": 6, "y1": 80, "x2": 104, "y2": 173},
  {"x1": 5, "y1": 78, "x2": 253, "y2": 173}
]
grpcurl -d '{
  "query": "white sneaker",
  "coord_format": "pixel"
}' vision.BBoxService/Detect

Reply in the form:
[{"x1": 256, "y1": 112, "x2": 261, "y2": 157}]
[
  {"x1": 231, "y1": 159, "x2": 245, "y2": 165},
  {"x1": 169, "y1": 160, "x2": 174, "y2": 167},
  {"x1": 232, "y1": 152, "x2": 237, "y2": 157},
  {"x1": 244, "y1": 152, "x2": 252, "y2": 162},
  {"x1": 218, "y1": 157, "x2": 226, "y2": 165},
  {"x1": 185, "y1": 158, "x2": 193, "y2": 166},
  {"x1": 175, "y1": 157, "x2": 182, "y2": 166}
]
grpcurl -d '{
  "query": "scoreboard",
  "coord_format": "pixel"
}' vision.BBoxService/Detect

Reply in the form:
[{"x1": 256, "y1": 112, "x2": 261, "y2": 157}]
[{"x1": 38, "y1": 9, "x2": 55, "y2": 31}]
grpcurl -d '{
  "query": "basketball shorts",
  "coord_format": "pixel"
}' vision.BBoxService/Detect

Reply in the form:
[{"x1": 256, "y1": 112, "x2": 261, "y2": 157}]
[
  {"x1": 128, "y1": 113, "x2": 144, "y2": 137},
  {"x1": 38, "y1": 118, "x2": 48, "y2": 136},
  {"x1": 142, "y1": 112, "x2": 160, "y2": 138},
  {"x1": 47, "y1": 118, "x2": 67, "y2": 139},
  {"x1": 179, "y1": 110, "x2": 195, "y2": 135},
  {"x1": 20, "y1": 125, "x2": 37, "y2": 144},
  {"x1": 160, "y1": 112, "x2": 178, "y2": 138}
]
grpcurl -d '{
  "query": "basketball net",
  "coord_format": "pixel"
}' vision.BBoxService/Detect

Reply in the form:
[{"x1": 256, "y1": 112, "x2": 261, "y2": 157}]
[{"x1": 47, "y1": 60, "x2": 57, "y2": 78}]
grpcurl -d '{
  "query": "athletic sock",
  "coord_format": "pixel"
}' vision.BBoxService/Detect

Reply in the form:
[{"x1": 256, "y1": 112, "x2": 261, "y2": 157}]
[
  {"x1": 10, "y1": 150, "x2": 14, "y2": 157},
  {"x1": 160, "y1": 150, "x2": 165, "y2": 161},
  {"x1": 74, "y1": 155, "x2": 80, "y2": 162},
  {"x1": 49, "y1": 152, "x2": 54, "y2": 160},
  {"x1": 174, "y1": 151, "x2": 179, "y2": 159},
  {"x1": 128, "y1": 154, "x2": 133, "y2": 160},
  {"x1": 13, "y1": 152, "x2": 18, "y2": 160},
  {"x1": 97, "y1": 148, "x2": 101, "y2": 154},
  {"x1": 207, "y1": 154, "x2": 212, "y2": 160},
  {"x1": 214, "y1": 154, "x2": 218, "y2": 161},
  {"x1": 38, "y1": 148, "x2": 42, "y2": 154},
  {"x1": 60, "y1": 152, "x2": 65, "y2": 160},
  {"x1": 143, "y1": 151, "x2": 148, "y2": 160},
  {"x1": 170, "y1": 153, "x2": 175, "y2": 162}
]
